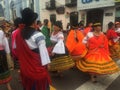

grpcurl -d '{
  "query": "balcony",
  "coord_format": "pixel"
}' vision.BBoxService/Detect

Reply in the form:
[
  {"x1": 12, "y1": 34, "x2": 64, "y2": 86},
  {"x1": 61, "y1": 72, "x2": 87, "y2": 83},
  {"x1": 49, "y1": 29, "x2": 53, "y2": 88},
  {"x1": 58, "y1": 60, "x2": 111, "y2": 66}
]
[
  {"x1": 56, "y1": 6, "x2": 65, "y2": 14},
  {"x1": 115, "y1": 1, "x2": 120, "y2": 5},
  {"x1": 65, "y1": 0, "x2": 77, "y2": 7},
  {"x1": 46, "y1": 0, "x2": 56, "y2": 10}
]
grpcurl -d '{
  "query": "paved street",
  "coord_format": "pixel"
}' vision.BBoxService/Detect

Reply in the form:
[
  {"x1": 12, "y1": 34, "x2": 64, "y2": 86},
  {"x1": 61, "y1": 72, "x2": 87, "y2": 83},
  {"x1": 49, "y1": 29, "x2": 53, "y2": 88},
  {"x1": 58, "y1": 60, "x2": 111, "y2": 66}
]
[{"x1": 0, "y1": 60, "x2": 120, "y2": 90}]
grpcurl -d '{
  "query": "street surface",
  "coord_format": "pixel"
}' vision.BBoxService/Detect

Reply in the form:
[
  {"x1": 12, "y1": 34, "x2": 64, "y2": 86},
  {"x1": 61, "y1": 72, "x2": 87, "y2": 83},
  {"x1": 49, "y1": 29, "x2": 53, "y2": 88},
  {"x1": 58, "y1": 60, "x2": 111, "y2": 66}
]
[{"x1": 0, "y1": 60, "x2": 120, "y2": 90}]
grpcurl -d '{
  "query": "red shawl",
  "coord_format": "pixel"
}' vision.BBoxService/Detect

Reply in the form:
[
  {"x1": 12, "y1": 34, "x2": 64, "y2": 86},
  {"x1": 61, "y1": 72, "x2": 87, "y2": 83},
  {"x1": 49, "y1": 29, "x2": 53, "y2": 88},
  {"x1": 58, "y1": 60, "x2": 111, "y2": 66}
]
[
  {"x1": 11, "y1": 24, "x2": 25, "y2": 59},
  {"x1": 16, "y1": 30, "x2": 51, "y2": 90},
  {"x1": 11, "y1": 28, "x2": 19, "y2": 59}
]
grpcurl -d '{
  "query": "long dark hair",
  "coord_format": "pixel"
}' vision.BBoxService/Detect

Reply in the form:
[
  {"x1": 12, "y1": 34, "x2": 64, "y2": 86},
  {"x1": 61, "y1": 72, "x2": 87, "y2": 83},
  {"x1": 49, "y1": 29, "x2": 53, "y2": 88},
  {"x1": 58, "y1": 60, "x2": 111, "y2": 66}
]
[
  {"x1": 108, "y1": 22, "x2": 114, "y2": 29},
  {"x1": 14, "y1": 17, "x2": 22, "y2": 30}
]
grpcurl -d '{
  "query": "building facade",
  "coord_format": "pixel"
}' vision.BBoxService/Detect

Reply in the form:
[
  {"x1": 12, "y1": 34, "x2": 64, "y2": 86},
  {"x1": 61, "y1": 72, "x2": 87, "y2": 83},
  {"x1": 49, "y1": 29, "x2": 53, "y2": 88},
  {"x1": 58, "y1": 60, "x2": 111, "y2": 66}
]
[
  {"x1": 3, "y1": 0, "x2": 40, "y2": 21},
  {"x1": 77, "y1": 0, "x2": 120, "y2": 32},
  {"x1": 39, "y1": 0, "x2": 77, "y2": 30},
  {"x1": 40, "y1": 0, "x2": 120, "y2": 31},
  {"x1": 1, "y1": 0, "x2": 120, "y2": 31}
]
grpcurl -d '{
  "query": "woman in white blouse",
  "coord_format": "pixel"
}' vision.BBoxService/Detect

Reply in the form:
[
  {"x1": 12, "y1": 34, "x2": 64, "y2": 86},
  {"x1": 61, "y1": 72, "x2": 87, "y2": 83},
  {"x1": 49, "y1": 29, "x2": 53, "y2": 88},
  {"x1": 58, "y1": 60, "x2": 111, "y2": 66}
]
[
  {"x1": 0, "y1": 29, "x2": 12, "y2": 90},
  {"x1": 49, "y1": 21, "x2": 75, "y2": 74}
]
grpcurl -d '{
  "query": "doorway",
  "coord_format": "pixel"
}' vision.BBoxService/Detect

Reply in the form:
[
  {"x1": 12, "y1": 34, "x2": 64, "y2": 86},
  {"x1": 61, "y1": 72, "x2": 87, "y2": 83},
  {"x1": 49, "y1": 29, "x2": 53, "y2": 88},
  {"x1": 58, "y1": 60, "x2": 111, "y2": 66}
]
[
  {"x1": 70, "y1": 11, "x2": 78, "y2": 27},
  {"x1": 87, "y1": 9, "x2": 104, "y2": 25},
  {"x1": 50, "y1": 14, "x2": 56, "y2": 24}
]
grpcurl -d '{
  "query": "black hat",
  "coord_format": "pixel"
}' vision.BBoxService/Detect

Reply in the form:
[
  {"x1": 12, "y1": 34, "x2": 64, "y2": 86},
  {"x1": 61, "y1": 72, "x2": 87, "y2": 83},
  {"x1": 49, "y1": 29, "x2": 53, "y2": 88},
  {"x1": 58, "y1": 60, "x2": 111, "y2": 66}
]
[
  {"x1": 54, "y1": 21, "x2": 63, "y2": 29},
  {"x1": 21, "y1": 8, "x2": 38, "y2": 26}
]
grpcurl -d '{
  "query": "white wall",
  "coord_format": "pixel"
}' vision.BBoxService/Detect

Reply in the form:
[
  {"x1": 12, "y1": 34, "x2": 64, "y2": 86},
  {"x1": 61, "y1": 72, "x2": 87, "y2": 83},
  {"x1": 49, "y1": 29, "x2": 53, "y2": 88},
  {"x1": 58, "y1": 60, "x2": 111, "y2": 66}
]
[
  {"x1": 103, "y1": 7, "x2": 115, "y2": 32},
  {"x1": 78, "y1": 10, "x2": 87, "y2": 25},
  {"x1": 40, "y1": 0, "x2": 77, "y2": 30}
]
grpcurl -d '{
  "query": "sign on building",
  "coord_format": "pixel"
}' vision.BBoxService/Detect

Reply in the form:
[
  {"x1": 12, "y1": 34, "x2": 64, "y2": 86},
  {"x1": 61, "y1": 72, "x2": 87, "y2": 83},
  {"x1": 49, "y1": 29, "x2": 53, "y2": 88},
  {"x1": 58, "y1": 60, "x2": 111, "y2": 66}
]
[{"x1": 77, "y1": 0, "x2": 115, "y2": 10}]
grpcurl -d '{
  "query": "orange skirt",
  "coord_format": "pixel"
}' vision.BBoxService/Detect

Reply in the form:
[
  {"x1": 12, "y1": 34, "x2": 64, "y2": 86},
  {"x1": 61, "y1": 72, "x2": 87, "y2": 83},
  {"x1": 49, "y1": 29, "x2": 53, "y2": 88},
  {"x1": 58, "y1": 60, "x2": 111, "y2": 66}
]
[
  {"x1": 76, "y1": 50, "x2": 119, "y2": 74},
  {"x1": 109, "y1": 42, "x2": 120, "y2": 59}
]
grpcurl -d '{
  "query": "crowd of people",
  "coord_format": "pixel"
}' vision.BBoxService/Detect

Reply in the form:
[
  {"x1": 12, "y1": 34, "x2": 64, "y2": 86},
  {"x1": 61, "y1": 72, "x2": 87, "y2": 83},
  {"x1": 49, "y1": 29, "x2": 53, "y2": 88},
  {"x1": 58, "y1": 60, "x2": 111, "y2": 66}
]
[{"x1": 0, "y1": 7, "x2": 120, "y2": 90}]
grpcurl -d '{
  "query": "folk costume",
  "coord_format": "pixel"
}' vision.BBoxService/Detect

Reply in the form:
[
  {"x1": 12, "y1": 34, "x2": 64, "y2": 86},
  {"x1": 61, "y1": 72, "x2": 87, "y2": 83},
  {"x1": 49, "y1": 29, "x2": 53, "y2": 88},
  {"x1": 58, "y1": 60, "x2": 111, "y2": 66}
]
[
  {"x1": 41, "y1": 19, "x2": 52, "y2": 56},
  {"x1": 106, "y1": 22, "x2": 120, "y2": 59},
  {"x1": 48, "y1": 21, "x2": 75, "y2": 72},
  {"x1": 0, "y1": 30, "x2": 11, "y2": 84},
  {"x1": 66, "y1": 29, "x2": 87, "y2": 59},
  {"x1": 11, "y1": 17, "x2": 24, "y2": 69},
  {"x1": 77, "y1": 23, "x2": 119, "y2": 75},
  {"x1": 14, "y1": 8, "x2": 51, "y2": 90},
  {"x1": 66, "y1": 29, "x2": 87, "y2": 71},
  {"x1": 41, "y1": 19, "x2": 52, "y2": 48}
]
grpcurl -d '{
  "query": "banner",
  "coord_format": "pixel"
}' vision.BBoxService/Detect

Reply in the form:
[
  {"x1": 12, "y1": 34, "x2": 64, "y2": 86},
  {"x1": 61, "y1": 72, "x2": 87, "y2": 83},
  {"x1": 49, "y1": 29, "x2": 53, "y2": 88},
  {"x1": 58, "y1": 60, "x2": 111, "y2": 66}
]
[{"x1": 77, "y1": 0, "x2": 115, "y2": 10}]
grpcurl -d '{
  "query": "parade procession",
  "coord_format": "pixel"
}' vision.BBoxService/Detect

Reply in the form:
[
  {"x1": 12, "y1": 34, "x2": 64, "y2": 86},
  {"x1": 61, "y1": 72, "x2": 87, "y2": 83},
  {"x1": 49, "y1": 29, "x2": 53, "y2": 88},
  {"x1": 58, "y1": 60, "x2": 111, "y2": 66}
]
[{"x1": 0, "y1": 0, "x2": 120, "y2": 90}]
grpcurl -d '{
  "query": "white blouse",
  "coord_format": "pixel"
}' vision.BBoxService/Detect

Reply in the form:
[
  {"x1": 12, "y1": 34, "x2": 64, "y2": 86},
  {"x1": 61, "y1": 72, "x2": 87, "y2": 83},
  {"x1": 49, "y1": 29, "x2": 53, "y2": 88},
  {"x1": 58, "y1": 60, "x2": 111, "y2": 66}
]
[
  {"x1": 0, "y1": 30, "x2": 10, "y2": 54},
  {"x1": 14, "y1": 31, "x2": 50, "y2": 66},
  {"x1": 50, "y1": 31, "x2": 65, "y2": 54},
  {"x1": 116, "y1": 28, "x2": 120, "y2": 33}
]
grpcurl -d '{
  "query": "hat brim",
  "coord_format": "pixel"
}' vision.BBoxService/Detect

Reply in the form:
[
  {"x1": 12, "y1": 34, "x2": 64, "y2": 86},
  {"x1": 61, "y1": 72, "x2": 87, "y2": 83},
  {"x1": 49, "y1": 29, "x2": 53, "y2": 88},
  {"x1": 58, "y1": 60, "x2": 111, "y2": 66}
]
[{"x1": 32, "y1": 13, "x2": 38, "y2": 21}]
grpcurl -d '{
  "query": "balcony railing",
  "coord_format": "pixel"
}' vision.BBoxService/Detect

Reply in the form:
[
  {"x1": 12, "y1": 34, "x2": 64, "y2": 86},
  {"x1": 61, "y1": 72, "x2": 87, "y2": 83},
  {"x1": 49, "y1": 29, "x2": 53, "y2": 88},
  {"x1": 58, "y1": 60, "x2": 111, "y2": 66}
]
[
  {"x1": 65, "y1": 0, "x2": 77, "y2": 7},
  {"x1": 46, "y1": 0, "x2": 56, "y2": 10}
]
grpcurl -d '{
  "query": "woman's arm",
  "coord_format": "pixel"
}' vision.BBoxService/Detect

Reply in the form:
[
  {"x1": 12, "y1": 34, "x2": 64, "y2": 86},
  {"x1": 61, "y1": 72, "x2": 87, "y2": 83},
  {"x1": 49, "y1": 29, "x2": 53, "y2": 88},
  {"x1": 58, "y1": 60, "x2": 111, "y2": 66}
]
[
  {"x1": 3, "y1": 36, "x2": 10, "y2": 54},
  {"x1": 35, "y1": 33, "x2": 51, "y2": 66}
]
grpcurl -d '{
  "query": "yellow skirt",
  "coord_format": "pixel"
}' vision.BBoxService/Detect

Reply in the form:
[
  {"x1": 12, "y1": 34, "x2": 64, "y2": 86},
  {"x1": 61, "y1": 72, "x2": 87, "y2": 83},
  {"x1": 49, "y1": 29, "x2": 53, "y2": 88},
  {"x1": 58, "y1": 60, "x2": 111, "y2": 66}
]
[
  {"x1": 76, "y1": 51, "x2": 120, "y2": 74},
  {"x1": 48, "y1": 55, "x2": 75, "y2": 71},
  {"x1": 109, "y1": 43, "x2": 120, "y2": 59}
]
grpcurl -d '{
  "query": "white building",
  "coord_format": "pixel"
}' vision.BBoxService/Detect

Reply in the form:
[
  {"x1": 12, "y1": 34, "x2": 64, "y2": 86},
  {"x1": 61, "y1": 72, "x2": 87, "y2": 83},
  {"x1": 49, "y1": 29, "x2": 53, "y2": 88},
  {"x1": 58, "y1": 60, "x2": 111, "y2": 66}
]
[
  {"x1": 39, "y1": 0, "x2": 77, "y2": 30},
  {"x1": 77, "y1": 0, "x2": 120, "y2": 32},
  {"x1": 3, "y1": 0, "x2": 77, "y2": 30},
  {"x1": 2, "y1": 0, "x2": 120, "y2": 32},
  {"x1": 3, "y1": 0, "x2": 40, "y2": 21},
  {"x1": 40, "y1": 0, "x2": 120, "y2": 32}
]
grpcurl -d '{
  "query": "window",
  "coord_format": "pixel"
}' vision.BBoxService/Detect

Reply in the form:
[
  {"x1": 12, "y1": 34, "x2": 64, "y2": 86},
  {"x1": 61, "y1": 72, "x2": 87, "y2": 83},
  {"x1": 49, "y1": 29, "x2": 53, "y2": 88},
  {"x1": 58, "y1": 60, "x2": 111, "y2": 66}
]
[
  {"x1": 115, "y1": 7, "x2": 120, "y2": 22},
  {"x1": 70, "y1": 12, "x2": 78, "y2": 27},
  {"x1": 50, "y1": 14, "x2": 56, "y2": 24}
]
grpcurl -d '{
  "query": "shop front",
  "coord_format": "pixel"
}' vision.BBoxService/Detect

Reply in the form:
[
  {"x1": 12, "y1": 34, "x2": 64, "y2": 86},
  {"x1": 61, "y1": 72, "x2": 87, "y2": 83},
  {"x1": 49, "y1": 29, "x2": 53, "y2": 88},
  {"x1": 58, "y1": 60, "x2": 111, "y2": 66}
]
[{"x1": 77, "y1": 0, "x2": 115, "y2": 32}]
